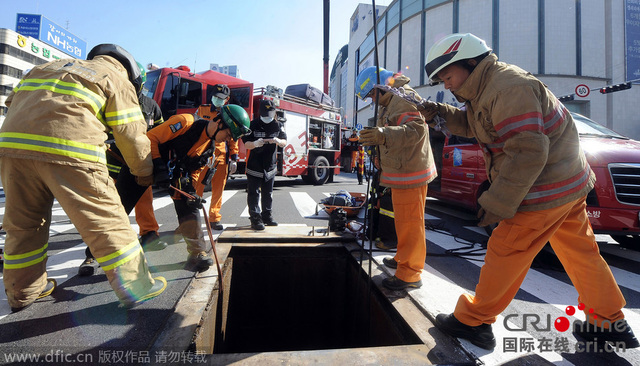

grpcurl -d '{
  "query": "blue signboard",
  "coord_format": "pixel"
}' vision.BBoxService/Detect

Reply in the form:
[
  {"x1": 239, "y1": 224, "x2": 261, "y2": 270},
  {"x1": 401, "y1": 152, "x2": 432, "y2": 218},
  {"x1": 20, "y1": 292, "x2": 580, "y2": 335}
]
[
  {"x1": 626, "y1": 0, "x2": 640, "y2": 82},
  {"x1": 39, "y1": 16, "x2": 86, "y2": 59},
  {"x1": 15, "y1": 13, "x2": 41, "y2": 38},
  {"x1": 15, "y1": 13, "x2": 86, "y2": 59}
]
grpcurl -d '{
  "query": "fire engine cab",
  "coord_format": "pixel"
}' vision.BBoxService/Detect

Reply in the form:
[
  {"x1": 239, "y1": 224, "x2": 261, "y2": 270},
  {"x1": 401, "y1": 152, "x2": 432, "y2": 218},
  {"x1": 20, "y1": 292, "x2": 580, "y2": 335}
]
[{"x1": 142, "y1": 66, "x2": 343, "y2": 185}]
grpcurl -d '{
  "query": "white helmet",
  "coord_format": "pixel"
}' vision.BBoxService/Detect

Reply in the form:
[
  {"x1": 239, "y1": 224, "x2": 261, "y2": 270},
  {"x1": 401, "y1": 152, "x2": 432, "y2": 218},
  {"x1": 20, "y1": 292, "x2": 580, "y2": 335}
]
[{"x1": 425, "y1": 33, "x2": 491, "y2": 84}]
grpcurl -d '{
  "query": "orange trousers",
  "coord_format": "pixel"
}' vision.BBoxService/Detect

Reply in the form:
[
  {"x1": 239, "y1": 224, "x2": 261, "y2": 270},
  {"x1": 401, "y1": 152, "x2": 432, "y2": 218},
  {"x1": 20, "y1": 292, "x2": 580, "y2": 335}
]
[
  {"x1": 391, "y1": 185, "x2": 428, "y2": 283},
  {"x1": 195, "y1": 161, "x2": 229, "y2": 223},
  {"x1": 454, "y1": 196, "x2": 626, "y2": 328},
  {"x1": 134, "y1": 187, "x2": 159, "y2": 236}
]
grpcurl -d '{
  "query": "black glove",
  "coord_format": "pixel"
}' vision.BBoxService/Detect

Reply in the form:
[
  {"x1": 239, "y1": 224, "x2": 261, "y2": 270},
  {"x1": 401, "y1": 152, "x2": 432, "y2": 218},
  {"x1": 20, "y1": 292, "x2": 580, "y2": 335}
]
[
  {"x1": 153, "y1": 158, "x2": 171, "y2": 189},
  {"x1": 185, "y1": 149, "x2": 214, "y2": 171},
  {"x1": 186, "y1": 194, "x2": 206, "y2": 209}
]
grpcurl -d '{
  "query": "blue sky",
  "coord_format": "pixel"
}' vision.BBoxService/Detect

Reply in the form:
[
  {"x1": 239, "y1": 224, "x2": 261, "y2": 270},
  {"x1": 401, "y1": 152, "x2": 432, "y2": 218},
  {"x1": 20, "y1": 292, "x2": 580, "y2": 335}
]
[{"x1": 0, "y1": 0, "x2": 391, "y2": 90}]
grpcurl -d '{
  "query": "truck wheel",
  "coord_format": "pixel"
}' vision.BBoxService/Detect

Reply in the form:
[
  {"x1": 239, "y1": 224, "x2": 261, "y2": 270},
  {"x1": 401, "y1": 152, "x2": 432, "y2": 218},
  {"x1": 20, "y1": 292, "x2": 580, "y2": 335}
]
[
  {"x1": 611, "y1": 234, "x2": 640, "y2": 250},
  {"x1": 309, "y1": 156, "x2": 330, "y2": 185}
]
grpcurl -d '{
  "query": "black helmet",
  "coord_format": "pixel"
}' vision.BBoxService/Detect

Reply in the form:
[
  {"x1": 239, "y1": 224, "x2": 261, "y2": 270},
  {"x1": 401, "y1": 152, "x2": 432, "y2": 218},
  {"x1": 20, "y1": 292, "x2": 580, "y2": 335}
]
[{"x1": 88, "y1": 44, "x2": 142, "y2": 94}]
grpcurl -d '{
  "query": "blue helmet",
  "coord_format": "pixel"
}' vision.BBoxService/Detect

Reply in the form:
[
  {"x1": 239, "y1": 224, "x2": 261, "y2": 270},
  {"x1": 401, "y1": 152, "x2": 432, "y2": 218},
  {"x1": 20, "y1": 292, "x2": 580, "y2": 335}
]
[{"x1": 355, "y1": 66, "x2": 394, "y2": 100}]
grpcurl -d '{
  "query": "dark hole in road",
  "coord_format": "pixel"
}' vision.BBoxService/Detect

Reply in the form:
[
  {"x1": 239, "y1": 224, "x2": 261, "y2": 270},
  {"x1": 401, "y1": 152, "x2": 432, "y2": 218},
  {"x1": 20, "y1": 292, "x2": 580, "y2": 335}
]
[{"x1": 214, "y1": 245, "x2": 421, "y2": 353}]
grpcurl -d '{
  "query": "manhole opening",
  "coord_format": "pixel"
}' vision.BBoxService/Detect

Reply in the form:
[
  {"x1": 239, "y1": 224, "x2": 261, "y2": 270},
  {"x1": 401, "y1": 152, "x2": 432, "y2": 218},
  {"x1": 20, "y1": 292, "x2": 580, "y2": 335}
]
[{"x1": 214, "y1": 245, "x2": 422, "y2": 354}]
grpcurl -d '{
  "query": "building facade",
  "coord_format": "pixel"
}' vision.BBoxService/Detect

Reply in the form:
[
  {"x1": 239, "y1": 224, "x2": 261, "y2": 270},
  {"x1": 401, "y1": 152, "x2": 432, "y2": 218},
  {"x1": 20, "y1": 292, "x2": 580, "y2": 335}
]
[
  {"x1": 341, "y1": 0, "x2": 639, "y2": 139},
  {"x1": 0, "y1": 28, "x2": 75, "y2": 127},
  {"x1": 208, "y1": 63, "x2": 241, "y2": 78}
]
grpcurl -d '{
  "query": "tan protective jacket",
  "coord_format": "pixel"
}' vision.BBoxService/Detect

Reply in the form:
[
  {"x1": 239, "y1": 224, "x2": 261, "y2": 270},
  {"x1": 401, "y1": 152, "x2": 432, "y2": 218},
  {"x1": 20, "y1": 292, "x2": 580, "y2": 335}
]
[
  {"x1": 437, "y1": 54, "x2": 594, "y2": 218},
  {"x1": 0, "y1": 55, "x2": 152, "y2": 177},
  {"x1": 376, "y1": 75, "x2": 437, "y2": 189}
]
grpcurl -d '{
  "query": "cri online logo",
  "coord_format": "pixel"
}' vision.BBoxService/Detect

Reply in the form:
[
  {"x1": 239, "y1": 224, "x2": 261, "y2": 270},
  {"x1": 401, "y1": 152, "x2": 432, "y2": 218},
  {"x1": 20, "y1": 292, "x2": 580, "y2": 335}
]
[
  {"x1": 555, "y1": 303, "x2": 592, "y2": 332},
  {"x1": 504, "y1": 302, "x2": 599, "y2": 332}
]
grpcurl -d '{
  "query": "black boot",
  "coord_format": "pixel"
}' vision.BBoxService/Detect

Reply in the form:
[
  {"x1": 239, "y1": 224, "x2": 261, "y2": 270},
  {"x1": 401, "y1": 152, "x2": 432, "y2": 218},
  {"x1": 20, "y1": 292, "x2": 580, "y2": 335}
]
[
  {"x1": 435, "y1": 313, "x2": 496, "y2": 350},
  {"x1": 574, "y1": 319, "x2": 639, "y2": 349},
  {"x1": 262, "y1": 215, "x2": 278, "y2": 226},
  {"x1": 251, "y1": 218, "x2": 265, "y2": 231}
]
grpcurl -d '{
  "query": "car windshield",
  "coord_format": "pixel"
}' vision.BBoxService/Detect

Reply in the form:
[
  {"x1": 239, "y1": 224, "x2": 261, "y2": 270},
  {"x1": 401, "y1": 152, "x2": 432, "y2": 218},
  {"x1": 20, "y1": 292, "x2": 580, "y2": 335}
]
[
  {"x1": 572, "y1": 113, "x2": 627, "y2": 139},
  {"x1": 143, "y1": 70, "x2": 161, "y2": 99}
]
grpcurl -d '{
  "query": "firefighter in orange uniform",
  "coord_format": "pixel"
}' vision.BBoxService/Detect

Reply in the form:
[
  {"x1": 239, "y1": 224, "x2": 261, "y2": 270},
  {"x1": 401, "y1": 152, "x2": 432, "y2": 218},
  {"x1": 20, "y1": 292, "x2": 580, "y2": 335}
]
[
  {"x1": 356, "y1": 66, "x2": 437, "y2": 291},
  {"x1": 134, "y1": 61, "x2": 165, "y2": 247},
  {"x1": 422, "y1": 33, "x2": 638, "y2": 350},
  {"x1": 147, "y1": 103, "x2": 250, "y2": 271},
  {"x1": 193, "y1": 85, "x2": 239, "y2": 231},
  {"x1": 356, "y1": 145, "x2": 366, "y2": 185},
  {"x1": 0, "y1": 44, "x2": 166, "y2": 310},
  {"x1": 347, "y1": 130, "x2": 359, "y2": 172}
]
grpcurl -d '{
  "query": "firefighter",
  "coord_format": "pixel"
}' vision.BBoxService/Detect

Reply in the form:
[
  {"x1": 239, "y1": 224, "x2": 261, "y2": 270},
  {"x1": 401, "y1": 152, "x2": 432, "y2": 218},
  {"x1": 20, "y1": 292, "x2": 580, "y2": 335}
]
[
  {"x1": 134, "y1": 61, "x2": 166, "y2": 247},
  {"x1": 242, "y1": 100, "x2": 288, "y2": 230},
  {"x1": 193, "y1": 84, "x2": 240, "y2": 231},
  {"x1": 356, "y1": 145, "x2": 366, "y2": 185},
  {"x1": 347, "y1": 130, "x2": 359, "y2": 172},
  {"x1": 147, "y1": 104, "x2": 250, "y2": 271},
  {"x1": 78, "y1": 62, "x2": 166, "y2": 276},
  {"x1": 356, "y1": 66, "x2": 437, "y2": 291},
  {"x1": 421, "y1": 33, "x2": 638, "y2": 350},
  {"x1": 0, "y1": 44, "x2": 166, "y2": 311}
]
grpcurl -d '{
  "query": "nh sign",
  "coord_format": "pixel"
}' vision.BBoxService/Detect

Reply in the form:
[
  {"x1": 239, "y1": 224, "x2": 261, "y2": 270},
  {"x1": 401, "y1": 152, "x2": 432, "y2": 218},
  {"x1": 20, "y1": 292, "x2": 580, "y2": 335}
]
[{"x1": 16, "y1": 13, "x2": 86, "y2": 59}]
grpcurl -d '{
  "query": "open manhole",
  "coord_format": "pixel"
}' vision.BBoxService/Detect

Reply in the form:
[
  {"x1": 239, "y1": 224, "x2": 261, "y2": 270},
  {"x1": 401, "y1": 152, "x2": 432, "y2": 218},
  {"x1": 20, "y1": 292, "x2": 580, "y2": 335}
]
[{"x1": 213, "y1": 245, "x2": 422, "y2": 354}]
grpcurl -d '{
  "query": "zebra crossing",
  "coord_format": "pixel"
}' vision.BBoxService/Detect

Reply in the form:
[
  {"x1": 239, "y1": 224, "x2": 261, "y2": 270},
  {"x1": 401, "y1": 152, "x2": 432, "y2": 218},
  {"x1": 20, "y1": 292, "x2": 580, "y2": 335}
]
[{"x1": 1, "y1": 188, "x2": 639, "y2": 364}]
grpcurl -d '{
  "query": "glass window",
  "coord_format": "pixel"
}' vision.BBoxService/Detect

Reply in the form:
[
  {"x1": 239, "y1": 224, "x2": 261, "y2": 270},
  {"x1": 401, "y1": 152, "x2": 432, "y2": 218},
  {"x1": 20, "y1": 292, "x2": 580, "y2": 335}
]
[
  {"x1": 377, "y1": 13, "x2": 386, "y2": 38},
  {"x1": 424, "y1": 0, "x2": 448, "y2": 9},
  {"x1": 360, "y1": 32, "x2": 375, "y2": 59},
  {"x1": 143, "y1": 69, "x2": 160, "y2": 99},
  {"x1": 387, "y1": 1, "x2": 400, "y2": 31},
  {"x1": 572, "y1": 113, "x2": 626, "y2": 138},
  {"x1": 322, "y1": 122, "x2": 339, "y2": 150},
  {"x1": 308, "y1": 120, "x2": 323, "y2": 149},
  {"x1": 229, "y1": 86, "x2": 252, "y2": 108},
  {"x1": 177, "y1": 78, "x2": 202, "y2": 109},
  {"x1": 402, "y1": 0, "x2": 422, "y2": 20},
  {"x1": 160, "y1": 74, "x2": 179, "y2": 120}
]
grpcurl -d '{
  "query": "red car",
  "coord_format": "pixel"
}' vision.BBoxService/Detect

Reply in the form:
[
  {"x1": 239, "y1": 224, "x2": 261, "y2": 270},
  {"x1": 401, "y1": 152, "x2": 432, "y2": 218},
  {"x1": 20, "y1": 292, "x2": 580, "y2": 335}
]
[{"x1": 428, "y1": 112, "x2": 640, "y2": 248}]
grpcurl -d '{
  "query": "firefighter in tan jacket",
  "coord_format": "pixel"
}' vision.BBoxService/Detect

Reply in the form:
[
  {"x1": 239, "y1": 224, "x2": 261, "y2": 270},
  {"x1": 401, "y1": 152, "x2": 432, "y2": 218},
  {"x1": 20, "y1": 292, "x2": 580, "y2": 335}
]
[
  {"x1": 356, "y1": 66, "x2": 437, "y2": 291},
  {"x1": 0, "y1": 44, "x2": 166, "y2": 311},
  {"x1": 421, "y1": 33, "x2": 637, "y2": 350}
]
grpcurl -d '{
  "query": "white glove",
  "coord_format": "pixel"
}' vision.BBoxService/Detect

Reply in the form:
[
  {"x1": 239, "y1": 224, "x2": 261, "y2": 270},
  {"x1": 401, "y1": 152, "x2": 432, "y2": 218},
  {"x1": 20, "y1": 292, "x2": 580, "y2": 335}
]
[
  {"x1": 228, "y1": 160, "x2": 237, "y2": 175},
  {"x1": 273, "y1": 138, "x2": 287, "y2": 148},
  {"x1": 253, "y1": 138, "x2": 264, "y2": 148}
]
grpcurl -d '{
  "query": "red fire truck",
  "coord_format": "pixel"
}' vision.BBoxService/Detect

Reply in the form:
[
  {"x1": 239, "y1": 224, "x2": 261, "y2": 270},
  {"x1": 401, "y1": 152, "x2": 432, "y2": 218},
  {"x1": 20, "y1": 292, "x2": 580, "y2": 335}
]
[{"x1": 143, "y1": 67, "x2": 342, "y2": 185}]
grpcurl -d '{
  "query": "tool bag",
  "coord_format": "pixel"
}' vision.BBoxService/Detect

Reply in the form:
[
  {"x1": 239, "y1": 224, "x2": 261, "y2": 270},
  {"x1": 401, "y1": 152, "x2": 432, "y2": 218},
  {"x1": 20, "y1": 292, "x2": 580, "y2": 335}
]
[
  {"x1": 320, "y1": 190, "x2": 354, "y2": 207},
  {"x1": 329, "y1": 208, "x2": 348, "y2": 231}
]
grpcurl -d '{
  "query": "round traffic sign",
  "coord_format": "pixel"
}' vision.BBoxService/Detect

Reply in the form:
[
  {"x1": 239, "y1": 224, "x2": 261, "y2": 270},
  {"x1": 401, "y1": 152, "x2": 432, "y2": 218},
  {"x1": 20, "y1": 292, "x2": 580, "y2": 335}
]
[
  {"x1": 575, "y1": 84, "x2": 590, "y2": 98},
  {"x1": 356, "y1": 123, "x2": 363, "y2": 131}
]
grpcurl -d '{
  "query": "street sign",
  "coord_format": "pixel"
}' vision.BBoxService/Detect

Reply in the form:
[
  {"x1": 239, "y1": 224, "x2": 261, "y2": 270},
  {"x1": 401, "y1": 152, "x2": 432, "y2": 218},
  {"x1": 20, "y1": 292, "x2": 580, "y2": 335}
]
[
  {"x1": 356, "y1": 123, "x2": 363, "y2": 131},
  {"x1": 575, "y1": 84, "x2": 590, "y2": 98}
]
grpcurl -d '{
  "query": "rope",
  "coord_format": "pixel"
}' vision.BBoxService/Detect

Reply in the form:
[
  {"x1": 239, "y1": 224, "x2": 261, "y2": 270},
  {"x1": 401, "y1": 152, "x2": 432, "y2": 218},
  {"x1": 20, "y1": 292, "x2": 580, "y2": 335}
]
[{"x1": 169, "y1": 185, "x2": 224, "y2": 295}]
